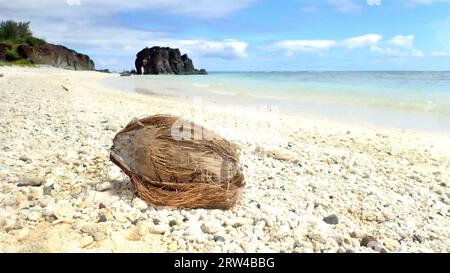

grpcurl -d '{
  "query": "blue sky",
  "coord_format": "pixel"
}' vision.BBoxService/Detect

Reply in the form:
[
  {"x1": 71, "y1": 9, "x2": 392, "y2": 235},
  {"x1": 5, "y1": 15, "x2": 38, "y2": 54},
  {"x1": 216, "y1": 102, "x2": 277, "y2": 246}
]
[{"x1": 1, "y1": 0, "x2": 450, "y2": 71}]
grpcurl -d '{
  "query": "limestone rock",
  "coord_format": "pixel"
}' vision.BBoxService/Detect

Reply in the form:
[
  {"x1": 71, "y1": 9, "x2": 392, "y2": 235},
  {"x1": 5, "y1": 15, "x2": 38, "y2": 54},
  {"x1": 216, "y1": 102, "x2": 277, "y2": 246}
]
[{"x1": 135, "y1": 46, "x2": 206, "y2": 75}]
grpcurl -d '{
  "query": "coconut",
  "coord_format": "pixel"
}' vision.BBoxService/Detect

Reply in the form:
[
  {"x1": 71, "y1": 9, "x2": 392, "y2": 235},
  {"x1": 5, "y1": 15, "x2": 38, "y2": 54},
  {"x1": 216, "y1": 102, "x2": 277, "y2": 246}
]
[{"x1": 110, "y1": 115, "x2": 245, "y2": 209}]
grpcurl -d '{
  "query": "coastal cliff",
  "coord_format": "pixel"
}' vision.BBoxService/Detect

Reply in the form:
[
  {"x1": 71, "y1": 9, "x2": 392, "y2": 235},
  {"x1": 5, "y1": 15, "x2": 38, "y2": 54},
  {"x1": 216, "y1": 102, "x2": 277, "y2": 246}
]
[
  {"x1": 135, "y1": 46, "x2": 207, "y2": 75},
  {"x1": 0, "y1": 20, "x2": 95, "y2": 70},
  {"x1": 0, "y1": 43, "x2": 95, "y2": 70},
  {"x1": 17, "y1": 44, "x2": 95, "y2": 71}
]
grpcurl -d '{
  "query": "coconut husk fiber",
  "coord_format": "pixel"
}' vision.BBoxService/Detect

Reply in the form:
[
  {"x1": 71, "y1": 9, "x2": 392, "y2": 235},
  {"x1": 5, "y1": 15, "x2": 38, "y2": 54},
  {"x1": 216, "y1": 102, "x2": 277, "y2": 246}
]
[{"x1": 110, "y1": 115, "x2": 245, "y2": 209}]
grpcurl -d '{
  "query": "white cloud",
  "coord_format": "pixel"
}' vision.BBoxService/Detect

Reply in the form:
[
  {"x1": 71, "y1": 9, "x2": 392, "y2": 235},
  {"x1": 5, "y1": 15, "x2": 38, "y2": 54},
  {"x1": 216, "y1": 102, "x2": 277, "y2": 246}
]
[
  {"x1": 406, "y1": 0, "x2": 450, "y2": 4},
  {"x1": 267, "y1": 40, "x2": 337, "y2": 55},
  {"x1": 367, "y1": 0, "x2": 382, "y2": 6},
  {"x1": 33, "y1": 21, "x2": 248, "y2": 60},
  {"x1": 342, "y1": 34, "x2": 383, "y2": 49},
  {"x1": 268, "y1": 34, "x2": 429, "y2": 58},
  {"x1": 173, "y1": 39, "x2": 248, "y2": 59},
  {"x1": 324, "y1": 0, "x2": 450, "y2": 12},
  {"x1": 389, "y1": 35, "x2": 415, "y2": 48},
  {"x1": 46, "y1": 22, "x2": 247, "y2": 60},
  {"x1": 387, "y1": 35, "x2": 424, "y2": 57},
  {"x1": 327, "y1": 0, "x2": 361, "y2": 12},
  {"x1": 0, "y1": 0, "x2": 257, "y2": 19},
  {"x1": 267, "y1": 34, "x2": 382, "y2": 55},
  {"x1": 431, "y1": 51, "x2": 450, "y2": 56},
  {"x1": 58, "y1": 25, "x2": 249, "y2": 61}
]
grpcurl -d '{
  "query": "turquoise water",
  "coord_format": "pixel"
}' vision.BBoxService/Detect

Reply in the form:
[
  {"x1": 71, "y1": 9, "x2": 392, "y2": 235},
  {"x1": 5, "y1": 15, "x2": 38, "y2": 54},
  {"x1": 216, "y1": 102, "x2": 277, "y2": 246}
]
[{"x1": 104, "y1": 71, "x2": 450, "y2": 132}]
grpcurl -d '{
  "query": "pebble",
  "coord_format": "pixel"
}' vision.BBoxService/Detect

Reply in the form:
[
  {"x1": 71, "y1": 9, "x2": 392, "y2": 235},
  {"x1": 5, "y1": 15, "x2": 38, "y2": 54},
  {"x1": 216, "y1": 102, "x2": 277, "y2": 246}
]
[
  {"x1": 302, "y1": 247, "x2": 315, "y2": 253},
  {"x1": 323, "y1": 214, "x2": 339, "y2": 225},
  {"x1": 185, "y1": 222, "x2": 204, "y2": 237},
  {"x1": 213, "y1": 235, "x2": 226, "y2": 242},
  {"x1": 93, "y1": 232, "x2": 107, "y2": 242},
  {"x1": 11, "y1": 219, "x2": 24, "y2": 231},
  {"x1": 27, "y1": 211, "x2": 41, "y2": 221},
  {"x1": 273, "y1": 225, "x2": 291, "y2": 239},
  {"x1": 169, "y1": 220, "x2": 177, "y2": 227},
  {"x1": 29, "y1": 187, "x2": 44, "y2": 200},
  {"x1": 0, "y1": 214, "x2": 12, "y2": 227},
  {"x1": 43, "y1": 186, "x2": 53, "y2": 195},
  {"x1": 80, "y1": 223, "x2": 98, "y2": 235},
  {"x1": 105, "y1": 125, "x2": 119, "y2": 131},
  {"x1": 96, "y1": 182, "x2": 113, "y2": 192},
  {"x1": 98, "y1": 215, "x2": 107, "y2": 223},
  {"x1": 43, "y1": 177, "x2": 56, "y2": 187},
  {"x1": 19, "y1": 155, "x2": 32, "y2": 163},
  {"x1": 167, "y1": 241, "x2": 178, "y2": 250},
  {"x1": 350, "y1": 231, "x2": 364, "y2": 238},
  {"x1": 112, "y1": 211, "x2": 129, "y2": 223},
  {"x1": 225, "y1": 217, "x2": 252, "y2": 228},
  {"x1": 259, "y1": 216, "x2": 273, "y2": 227},
  {"x1": 80, "y1": 236, "x2": 94, "y2": 248},
  {"x1": 18, "y1": 176, "x2": 43, "y2": 187},
  {"x1": 132, "y1": 197, "x2": 148, "y2": 211},
  {"x1": 201, "y1": 220, "x2": 222, "y2": 234},
  {"x1": 53, "y1": 201, "x2": 75, "y2": 219},
  {"x1": 17, "y1": 228, "x2": 29, "y2": 240},
  {"x1": 241, "y1": 242, "x2": 257, "y2": 253},
  {"x1": 337, "y1": 247, "x2": 346, "y2": 253},
  {"x1": 39, "y1": 197, "x2": 50, "y2": 208},
  {"x1": 136, "y1": 221, "x2": 148, "y2": 236},
  {"x1": 149, "y1": 224, "x2": 170, "y2": 235},
  {"x1": 4, "y1": 196, "x2": 17, "y2": 206}
]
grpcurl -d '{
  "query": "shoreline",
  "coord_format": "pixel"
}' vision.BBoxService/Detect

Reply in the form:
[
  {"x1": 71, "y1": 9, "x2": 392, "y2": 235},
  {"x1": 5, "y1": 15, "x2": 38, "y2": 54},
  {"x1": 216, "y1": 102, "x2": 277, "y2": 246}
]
[
  {"x1": 0, "y1": 66, "x2": 449, "y2": 253},
  {"x1": 101, "y1": 72, "x2": 450, "y2": 134}
]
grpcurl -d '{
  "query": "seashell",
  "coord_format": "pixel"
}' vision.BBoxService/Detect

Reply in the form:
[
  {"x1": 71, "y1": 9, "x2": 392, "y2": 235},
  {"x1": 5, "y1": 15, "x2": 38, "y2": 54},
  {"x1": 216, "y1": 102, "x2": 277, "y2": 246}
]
[{"x1": 110, "y1": 115, "x2": 245, "y2": 209}]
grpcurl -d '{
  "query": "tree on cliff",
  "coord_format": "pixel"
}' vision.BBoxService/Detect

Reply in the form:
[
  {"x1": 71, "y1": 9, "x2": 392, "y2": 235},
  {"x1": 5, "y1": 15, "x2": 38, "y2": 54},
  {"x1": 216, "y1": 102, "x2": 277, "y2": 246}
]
[{"x1": 0, "y1": 20, "x2": 46, "y2": 46}]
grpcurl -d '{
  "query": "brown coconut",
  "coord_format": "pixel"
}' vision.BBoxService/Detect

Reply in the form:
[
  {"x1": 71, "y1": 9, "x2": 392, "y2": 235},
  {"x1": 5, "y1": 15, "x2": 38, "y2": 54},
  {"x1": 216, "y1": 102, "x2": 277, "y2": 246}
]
[{"x1": 110, "y1": 115, "x2": 245, "y2": 209}]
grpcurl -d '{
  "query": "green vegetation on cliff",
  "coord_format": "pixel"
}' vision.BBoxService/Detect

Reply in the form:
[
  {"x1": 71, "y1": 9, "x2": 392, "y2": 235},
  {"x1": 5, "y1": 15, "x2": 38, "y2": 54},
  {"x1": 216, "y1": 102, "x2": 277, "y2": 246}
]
[
  {"x1": 0, "y1": 20, "x2": 46, "y2": 46},
  {"x1": 0, "y1": 20, "x2": 46, "y2": 65}
]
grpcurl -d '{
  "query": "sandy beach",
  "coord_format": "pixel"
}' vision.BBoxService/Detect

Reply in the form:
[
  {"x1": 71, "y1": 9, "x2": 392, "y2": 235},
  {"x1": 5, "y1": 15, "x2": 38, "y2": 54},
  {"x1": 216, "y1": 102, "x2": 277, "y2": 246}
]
[{"x1": 0, "y1": 66, "x2": 449, "y2": 253}]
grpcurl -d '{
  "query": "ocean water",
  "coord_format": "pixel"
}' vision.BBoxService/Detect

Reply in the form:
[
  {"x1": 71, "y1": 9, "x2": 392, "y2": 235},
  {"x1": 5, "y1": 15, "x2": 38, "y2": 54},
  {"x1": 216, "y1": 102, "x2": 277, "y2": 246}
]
[{"x1": 104, "y1": 71, "x2": 450, "y2": 132}]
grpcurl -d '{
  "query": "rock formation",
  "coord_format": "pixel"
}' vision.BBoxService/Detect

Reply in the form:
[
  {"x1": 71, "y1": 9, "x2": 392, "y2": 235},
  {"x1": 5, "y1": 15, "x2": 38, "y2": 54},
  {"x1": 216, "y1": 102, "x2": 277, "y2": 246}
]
[
  {"x1": 15, "y1": 44, "x2": 95, "y2": 70},
  {"x1": 135, "y1": 46, "x2": 207, "y2": 75}
]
